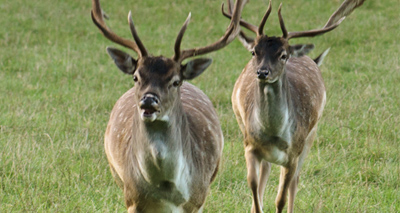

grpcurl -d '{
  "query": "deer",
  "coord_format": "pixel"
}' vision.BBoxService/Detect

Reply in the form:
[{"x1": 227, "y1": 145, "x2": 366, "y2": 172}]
[
  {"x1": 222, "y1": 0, "x2": 365, "y2": 212},
  {"x1": 91, "y1": 0, "x2": 247, "y2": 212}
]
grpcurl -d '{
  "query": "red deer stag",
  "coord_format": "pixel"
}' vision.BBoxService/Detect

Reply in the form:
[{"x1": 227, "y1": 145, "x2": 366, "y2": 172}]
[
  {"x1": 91, "y1": 0, "x2": 246, "y2": 212},
  {"x1": 223, "y1": 0, "x2": 364, "y2": 212}
]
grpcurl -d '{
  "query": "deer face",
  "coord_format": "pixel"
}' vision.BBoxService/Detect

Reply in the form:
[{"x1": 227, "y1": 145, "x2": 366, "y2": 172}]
[
  {"x1": 251, "y1": 36, "x2": 314, "y2": 83},
  {"x1": 106, "y1": 47, "x2": 212, "y2": 123},
  {"x1": 252, "y1": 36, "x2": 289, "y2": 83},
  {"x1": 133, "y1": 57, "x2": 180, "y2": 122}
]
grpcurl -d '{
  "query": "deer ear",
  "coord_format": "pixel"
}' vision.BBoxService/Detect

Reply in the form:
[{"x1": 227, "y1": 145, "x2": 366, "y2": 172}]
[
  {"x1": 181, "y1": 58, "x2": 212, "y2": 80},
  {"x1": 106, "y1": 47, "x2": 137, "y2": 75},
  {"x1": 289, "y1": 44, "x2": 315, "y2": 58}
]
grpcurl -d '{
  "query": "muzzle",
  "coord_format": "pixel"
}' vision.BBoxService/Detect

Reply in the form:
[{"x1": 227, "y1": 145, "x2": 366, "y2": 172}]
[
  {"x1": 257, "y1": 69, "x2": 270, "y2": 80},
  {"x1": 139, "y1": 93, "x2": 160, "y2": 121}
]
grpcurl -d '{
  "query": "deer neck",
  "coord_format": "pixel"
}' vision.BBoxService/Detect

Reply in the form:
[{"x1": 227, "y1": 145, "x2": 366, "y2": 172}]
[
  {"x1": 254, "y1": 71, "x2": 293, "y2": 136},
  {"x1": 134, "y1": 99, "x2": 190, "y2": 157},
  {"x1": 131, "y1": 99, "x2": 192, "y2": 196}
]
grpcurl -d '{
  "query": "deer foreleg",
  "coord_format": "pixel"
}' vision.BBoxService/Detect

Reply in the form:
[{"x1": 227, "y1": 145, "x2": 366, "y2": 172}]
[
  {"x1": 275, "y1": 162, "x2": 298, "y2": 213},
  {"x1": 287, "y1": 171, "x2": 300, "y2": 213},
  {"x1": 245, "y1": 147, "x2": 262, "y2": 213},
  {"x1": 258, "y1": 160, "x2": 271, "y2": 210}
]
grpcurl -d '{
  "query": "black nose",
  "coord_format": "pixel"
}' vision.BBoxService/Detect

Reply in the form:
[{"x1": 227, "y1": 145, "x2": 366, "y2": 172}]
[
  {"x1": 257, "y1": 69, "x2": 269, "y2": 79},
  {"x1": 140, "y1": 93, "x2": 160, "y2": 109}
]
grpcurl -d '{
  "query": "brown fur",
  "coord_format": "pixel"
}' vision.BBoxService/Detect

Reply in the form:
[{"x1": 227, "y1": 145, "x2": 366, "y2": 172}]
[
  {"x1": 232, "y1": 50, "x2": 326, "y2": 213},
  {"x1": 91, "y1": 0, "x2": 248, "y2": 211},
  {"x1": 224, "y1": 0, "x2": 365, "y2": 211},
  {"x1": 105, "y1": 80, "x2": 223, "y2": 212}
]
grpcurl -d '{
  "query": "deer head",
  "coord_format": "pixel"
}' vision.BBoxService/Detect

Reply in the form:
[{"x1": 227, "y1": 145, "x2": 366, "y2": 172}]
[
  {"x1": 222, "y1": 0, "x2": 346, "y2": 83},
  {"x1": 92, "y1": 0, "x2": 246, "y2": 123}
]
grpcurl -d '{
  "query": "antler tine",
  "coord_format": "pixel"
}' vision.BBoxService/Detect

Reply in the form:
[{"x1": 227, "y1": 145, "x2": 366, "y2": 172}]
[
  {"x1": 283, "y1": 0, "x2": 364, "y2": 40},
  {"x1": 287, "y1": 17, "x2": 345, "y2": 40},
  {"x1": 128, "y1": 12, "x2": 148, "y2": 57},
  {"x1": 173, "y1": 13, "x2": 192, "y2": 62},
  {"x1": 221, "y1": 1, "x2": 258, "y2": 34},
  {"x1": 277, "y1": 3, "x2": 288, "y2": 38},
  {"x1": 176, "y1": 0, "x2": 247, "y2": 62},
  {"x1": 227, "y1": 0, "x2": 234, "y2": 13},
  {"x1": 91, "y1": 0, "x2": 145, "y2": 58},
  {"x1": 237, "y1": 31, "x2": 256, "y2": 51},
  {"x1": 324, "y1": 0, "x2": 365, "y2": 28},
  {"x1": 222, "y1": 0, "x2": 256, "y2": 51},
  {"x1": 258, "y1": 0, "x2": 272, "y2": 36}
]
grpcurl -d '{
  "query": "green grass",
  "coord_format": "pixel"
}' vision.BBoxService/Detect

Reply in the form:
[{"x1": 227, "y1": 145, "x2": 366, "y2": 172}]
[{"x1": 1, "y1": 0, "x2": 399, "y2": 212}]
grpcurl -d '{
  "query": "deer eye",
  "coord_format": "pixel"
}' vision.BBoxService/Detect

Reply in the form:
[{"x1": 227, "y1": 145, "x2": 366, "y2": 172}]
[
  {"x1": 251, "y1": 51, "x2": 255, "y2": 56},
  {"x1": 172, "y1": 80, "x2": 181, "y2": 87},
  {"x1": 133, "y1": 75, "x2": 138, "y2": 82},
  {"x1": 280, "y1": 54, "x2": 288, "y2": 61}
]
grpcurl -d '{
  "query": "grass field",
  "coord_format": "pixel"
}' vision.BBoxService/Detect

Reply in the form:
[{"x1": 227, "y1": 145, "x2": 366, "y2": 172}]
[{"x1": 1, "y1": 0, "x2": 399, "y2": 212}]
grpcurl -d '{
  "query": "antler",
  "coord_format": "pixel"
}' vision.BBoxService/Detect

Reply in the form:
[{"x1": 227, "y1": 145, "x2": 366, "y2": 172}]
[
  {"x1": 278, "y1": 3, "x2": 345, "y2": 40},
  {"x1": 173, "y1": 0, "x2": 247, "y2": 63},
  {"x1": 91, "y1": 0, "x2": 148, "y2": 58},
  {"x1": 173, "y1": 13, "x2": 192, "y2": 62},
  {"x1": 221, "y1": 0, "x2": 257, "y2": 34},
  {"x1": 279, "y1": 0, "x2": 365, "y2": 40},
  {"x1": 324, "y1": 0, "x2": 365, "y2": 28},
  {"x1": 223, "y1": 0, "x2": 364, "y2": 43},
  {"x1": 257, "y1": 0, "x2": 272, "y2": 36},
  {"x1": 222, "y1": 0, "x2": 271, "y2": 37}
]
